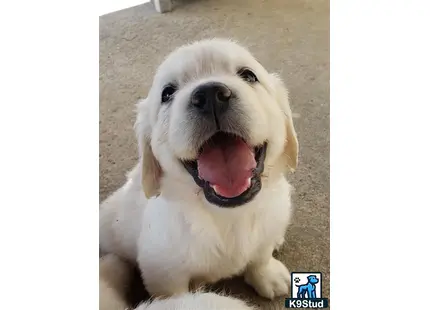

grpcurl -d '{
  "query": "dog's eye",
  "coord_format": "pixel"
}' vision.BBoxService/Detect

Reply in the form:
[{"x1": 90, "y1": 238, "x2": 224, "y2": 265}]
[
  {"x1": 161, "y1": 84, "x2": 177, "y2": 103},
  {"x1": 237, "y1": 68, "x2": 259, "y2": 83}
]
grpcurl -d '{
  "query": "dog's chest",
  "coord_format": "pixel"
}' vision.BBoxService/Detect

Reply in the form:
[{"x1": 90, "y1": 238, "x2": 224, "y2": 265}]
[
  {"x1": 141, "y1": 180, "x2": 291, "y2": 283},
  {"x1": 190, "y1": 210, "x2": 275, "y2": 280}
]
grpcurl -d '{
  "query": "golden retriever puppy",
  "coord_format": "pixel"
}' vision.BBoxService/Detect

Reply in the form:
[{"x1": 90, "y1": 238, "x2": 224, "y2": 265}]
[{"x1": 100, "y1": 38, "x2": 298, "y2": 300}]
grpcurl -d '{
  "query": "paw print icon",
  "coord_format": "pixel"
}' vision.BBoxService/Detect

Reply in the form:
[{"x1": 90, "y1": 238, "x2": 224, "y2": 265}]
[{"x1": 294, "y1": 277, "x2": 301, "y2": 283}]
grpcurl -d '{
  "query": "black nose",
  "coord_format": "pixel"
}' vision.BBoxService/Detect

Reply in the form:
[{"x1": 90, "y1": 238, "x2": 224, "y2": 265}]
[{"x1": 190, "y1": 82, "x2": 232, "y2": 118}]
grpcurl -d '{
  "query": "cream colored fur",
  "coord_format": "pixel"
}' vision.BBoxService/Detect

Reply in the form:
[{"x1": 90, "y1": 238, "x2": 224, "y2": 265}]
[
  {"x1": 99, "y1": 254, "x2": 254, "y2": 310},
  {"x1": 99, "y1": 39, "x2": 299, "y2": 302}
]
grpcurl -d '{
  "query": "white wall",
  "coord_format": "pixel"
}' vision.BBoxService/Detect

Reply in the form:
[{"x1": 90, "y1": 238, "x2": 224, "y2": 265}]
[{"x1": 98, "y1": 0, "x2": 150, "y2": 16}]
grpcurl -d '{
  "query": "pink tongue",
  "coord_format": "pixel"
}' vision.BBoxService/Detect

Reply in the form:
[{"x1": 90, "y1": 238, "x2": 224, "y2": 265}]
[{"x1": 197, "y1": 136, "x2": 256, "y2": 198}]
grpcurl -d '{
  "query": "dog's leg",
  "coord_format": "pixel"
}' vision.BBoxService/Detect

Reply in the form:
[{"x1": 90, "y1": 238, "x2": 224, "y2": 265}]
[
  {"x1": 140, "y1": 264, "x2": 190, "y2": 298},
  {"x1": 99, "y1": 254, "x2": 133, "y2": 310},
  {"x1": 244, "y1": 245, "x2": 291, "y2": 299}
]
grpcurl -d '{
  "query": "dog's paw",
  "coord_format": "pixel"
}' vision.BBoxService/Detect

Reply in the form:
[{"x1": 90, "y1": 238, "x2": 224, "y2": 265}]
[{"x1": 244, "y1": 257, "x2": 290, "y2": 299}]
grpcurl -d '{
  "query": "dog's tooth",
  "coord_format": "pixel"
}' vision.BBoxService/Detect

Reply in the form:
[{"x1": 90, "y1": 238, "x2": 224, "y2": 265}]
[
  {"x1": 212, "y1": 185, "x2": 222, "y2": 196},
  {"x1": 210, "y1": 184, "x2": 219, "y2": 194}
]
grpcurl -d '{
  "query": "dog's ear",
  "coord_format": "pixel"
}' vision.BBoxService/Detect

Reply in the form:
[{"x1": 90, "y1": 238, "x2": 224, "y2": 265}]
[
  {"x1": 270, "y1": 74, "x2": 299, "y2": 172},
  {"x1": 134, "y1": 98, "x2": 162, "y2": 198},
  {"x1": 140, "y1": 134, "x2": 162, "y2": 198}
]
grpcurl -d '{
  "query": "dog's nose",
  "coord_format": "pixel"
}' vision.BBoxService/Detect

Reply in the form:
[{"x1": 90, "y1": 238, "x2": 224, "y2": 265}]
[{"x1": 190, "y1": 82, "x2": 232, "y2": 118}]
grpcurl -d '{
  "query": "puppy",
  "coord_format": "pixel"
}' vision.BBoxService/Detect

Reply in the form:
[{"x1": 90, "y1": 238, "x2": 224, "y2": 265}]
[
  {"x1": 100, "y1": 38, "x2": 299, "y2": 300},
  {"x1": 99, "y1": 254, "x2": 254, "y2": 310}
]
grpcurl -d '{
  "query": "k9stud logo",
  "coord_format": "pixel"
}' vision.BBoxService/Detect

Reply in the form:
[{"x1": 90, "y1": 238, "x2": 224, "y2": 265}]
[{"x1": 285, "y1": 272, "x2": 329, "y2": 309}]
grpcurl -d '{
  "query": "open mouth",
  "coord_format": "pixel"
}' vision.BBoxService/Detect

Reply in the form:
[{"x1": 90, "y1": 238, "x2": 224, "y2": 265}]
[{"x1": 182, "y1": 132, "x2": 267, "y2": 208}]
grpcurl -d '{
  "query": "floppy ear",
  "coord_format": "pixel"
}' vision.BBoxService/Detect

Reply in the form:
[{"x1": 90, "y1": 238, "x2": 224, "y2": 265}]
[
  {"x1": 284, "y1": 108, "x2": 299, "y2": 171},
  {"x1": 140, "y1": 134, "x2": 162, "y2": 198},
  {"x1": 135, "y1": 99, "x2": 162, "y2": 198},
  {"x1": 271, "y1": 74, "x2": 299, "y2": 172}
]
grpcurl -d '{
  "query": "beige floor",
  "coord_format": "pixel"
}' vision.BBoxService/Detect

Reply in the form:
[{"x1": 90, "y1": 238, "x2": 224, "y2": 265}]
[{"x1": 99, "y1": 0, "x2": 329, "y2": 308}]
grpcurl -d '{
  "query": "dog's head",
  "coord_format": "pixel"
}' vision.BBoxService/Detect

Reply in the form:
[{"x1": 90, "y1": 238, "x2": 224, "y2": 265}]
[
  {"x1": 307, "y1": 275, "x2": 319, "y2": 284},
  {"x1": 136, "y1": 39, "x2": 298, "y2": 208}
]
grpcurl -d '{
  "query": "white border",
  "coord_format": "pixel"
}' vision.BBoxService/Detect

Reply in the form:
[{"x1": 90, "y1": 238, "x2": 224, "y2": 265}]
[
  {"x1": 331, "y1": 0, "x2": 430, "y2": 309},
  {"x1": 1, "y1": 1, "x2": 99, "y2": 309},
  {"x1": 1, "y1": 1, "x2": 430, "y2": 309},
  {"x1": 98, "y1": 0, "x2": 150, "y2": 16}
]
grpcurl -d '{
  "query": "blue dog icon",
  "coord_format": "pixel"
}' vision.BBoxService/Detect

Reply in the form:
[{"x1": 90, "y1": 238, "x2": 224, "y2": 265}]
[{"x1": 296, "y1": 275, "x2": 319, "y2": 299}]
